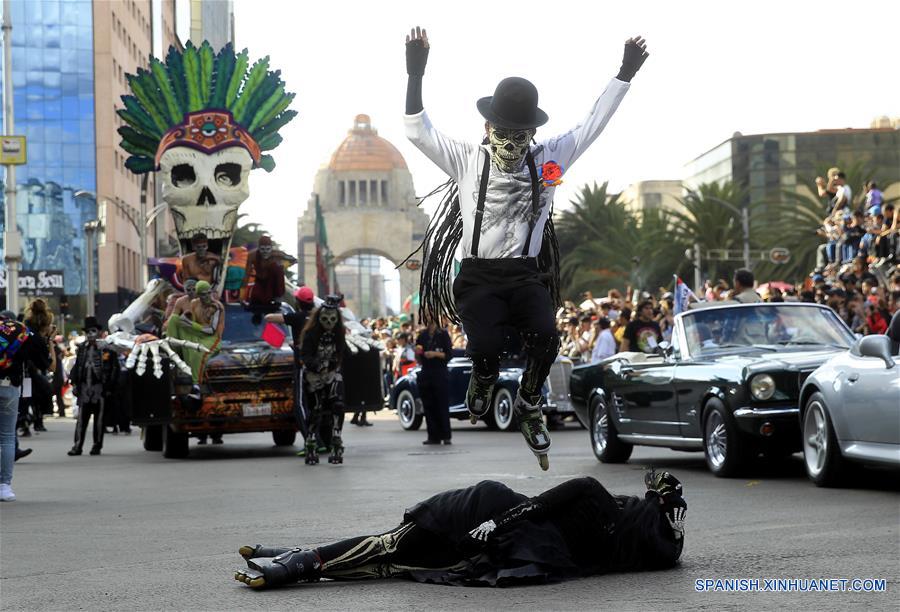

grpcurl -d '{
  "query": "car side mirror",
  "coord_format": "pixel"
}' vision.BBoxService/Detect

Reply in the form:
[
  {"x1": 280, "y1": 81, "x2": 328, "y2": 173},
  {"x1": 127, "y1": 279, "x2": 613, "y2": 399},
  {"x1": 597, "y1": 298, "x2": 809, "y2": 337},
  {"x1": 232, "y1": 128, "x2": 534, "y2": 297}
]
[{"x1": 853, "y1": 335, "x2": 896, "y2": 369}]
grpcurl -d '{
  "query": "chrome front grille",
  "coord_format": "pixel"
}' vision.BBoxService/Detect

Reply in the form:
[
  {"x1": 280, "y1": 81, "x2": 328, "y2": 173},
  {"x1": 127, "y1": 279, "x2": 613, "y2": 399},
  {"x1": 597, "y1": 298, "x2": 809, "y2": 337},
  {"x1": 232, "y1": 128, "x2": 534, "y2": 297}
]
[{"x1": 546, "y1": 360, "x2": 573, "y2": 401}]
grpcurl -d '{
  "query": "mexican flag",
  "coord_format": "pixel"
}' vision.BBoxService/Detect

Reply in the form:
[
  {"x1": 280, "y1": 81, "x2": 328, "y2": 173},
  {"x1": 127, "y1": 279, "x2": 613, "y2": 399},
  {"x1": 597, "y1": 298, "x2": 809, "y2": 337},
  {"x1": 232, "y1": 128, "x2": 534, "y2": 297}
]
[
  {"x1": 402, "y1": 291, "x2": 420, "y2": 313},
  {"x1": 315, "y1": 199, "x2": 330, "y2": 296}
]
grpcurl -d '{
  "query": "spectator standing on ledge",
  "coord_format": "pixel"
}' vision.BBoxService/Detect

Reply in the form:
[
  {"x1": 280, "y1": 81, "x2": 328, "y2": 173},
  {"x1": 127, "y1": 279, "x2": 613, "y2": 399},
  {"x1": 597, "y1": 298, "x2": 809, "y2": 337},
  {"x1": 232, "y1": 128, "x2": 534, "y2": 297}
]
[{"x1": 415, "y1": 319, "x2": 453, "y2": 446}]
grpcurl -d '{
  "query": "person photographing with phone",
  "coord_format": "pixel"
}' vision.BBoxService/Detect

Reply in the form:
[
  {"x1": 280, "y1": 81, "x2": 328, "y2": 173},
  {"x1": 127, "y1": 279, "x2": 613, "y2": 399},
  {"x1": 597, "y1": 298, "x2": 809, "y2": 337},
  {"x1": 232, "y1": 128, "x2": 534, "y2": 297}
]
[{"x1": 415, "y1": 319, "x2": 453, "y2": 445}]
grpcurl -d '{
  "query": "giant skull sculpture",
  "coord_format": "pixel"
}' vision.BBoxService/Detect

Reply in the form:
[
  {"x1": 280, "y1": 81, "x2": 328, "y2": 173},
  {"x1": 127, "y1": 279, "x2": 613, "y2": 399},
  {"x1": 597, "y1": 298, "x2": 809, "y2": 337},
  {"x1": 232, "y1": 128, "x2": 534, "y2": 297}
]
[{"x1": 159, "y1": 146, "x2": 253, "y2": 243}]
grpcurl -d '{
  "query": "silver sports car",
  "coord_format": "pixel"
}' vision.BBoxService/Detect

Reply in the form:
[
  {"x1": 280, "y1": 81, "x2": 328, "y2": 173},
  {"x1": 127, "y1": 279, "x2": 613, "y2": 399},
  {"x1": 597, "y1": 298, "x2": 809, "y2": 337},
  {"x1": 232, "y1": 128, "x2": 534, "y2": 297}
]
[{"x1": 798, "y1": 334, "x2": 900, "y2": 486}]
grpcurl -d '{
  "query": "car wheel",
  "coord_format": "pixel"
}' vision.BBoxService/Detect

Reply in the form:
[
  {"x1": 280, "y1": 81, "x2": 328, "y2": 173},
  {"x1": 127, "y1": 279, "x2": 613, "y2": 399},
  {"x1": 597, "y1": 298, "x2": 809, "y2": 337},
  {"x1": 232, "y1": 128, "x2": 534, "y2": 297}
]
[
  {"x1": 491, "y1": 387, "x2": 516, "y2": 432},
  {"x1": 803, "y1": 393, "x2": 847, "y2": 487},
  {"x1": 272, "y1": 430, "x2": 297, "y2": 446},
  {"x1": 143, "y1": 424, "x2": 163, "y2": 452},
  {"x1": 703, "y1": 400, "x2": 749, "y2": 477},
  {"x1": 396, "y1": 389, "x2": 423, "y2": 431},
  {"x1": 590, "y1": 395, "x2": 632, "y2": 463},
  {"x1": 162, "y1": 425, "x2": 189, "y2": 459}
]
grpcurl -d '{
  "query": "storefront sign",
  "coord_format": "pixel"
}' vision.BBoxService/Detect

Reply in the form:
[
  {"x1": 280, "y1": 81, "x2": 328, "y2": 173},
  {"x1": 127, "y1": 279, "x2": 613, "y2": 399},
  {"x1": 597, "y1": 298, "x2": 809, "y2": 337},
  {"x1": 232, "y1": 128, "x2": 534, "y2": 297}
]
[{"x1": 0, "y1": 270, "x2": 65, "y2": 297}]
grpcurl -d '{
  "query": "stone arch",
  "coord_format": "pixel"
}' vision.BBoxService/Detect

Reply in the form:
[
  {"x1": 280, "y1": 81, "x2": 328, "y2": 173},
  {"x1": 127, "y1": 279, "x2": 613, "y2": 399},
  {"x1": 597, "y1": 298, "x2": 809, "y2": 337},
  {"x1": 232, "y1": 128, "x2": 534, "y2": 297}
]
[{"x1": 296, "y1": 116, "x2": 429, "y2": 317}]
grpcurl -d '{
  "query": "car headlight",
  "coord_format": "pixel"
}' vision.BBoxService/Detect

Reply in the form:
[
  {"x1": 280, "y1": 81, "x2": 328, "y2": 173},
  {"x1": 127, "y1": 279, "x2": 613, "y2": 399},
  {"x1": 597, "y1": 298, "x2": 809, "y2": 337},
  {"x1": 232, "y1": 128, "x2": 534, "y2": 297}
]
[{"x1": 749, "y1": 374, "x2": 776, "y2": 401}]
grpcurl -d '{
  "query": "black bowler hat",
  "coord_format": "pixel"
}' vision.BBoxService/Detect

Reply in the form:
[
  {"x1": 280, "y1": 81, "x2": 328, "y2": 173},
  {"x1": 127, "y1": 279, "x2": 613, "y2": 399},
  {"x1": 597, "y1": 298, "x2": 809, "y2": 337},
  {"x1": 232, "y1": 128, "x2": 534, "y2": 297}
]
[
  {"x1": 477, "y1": 77, "x2": 549, "y2": 130},
  {"x1": 82, "y1": 316, "x2": 101, "y2": 332}
]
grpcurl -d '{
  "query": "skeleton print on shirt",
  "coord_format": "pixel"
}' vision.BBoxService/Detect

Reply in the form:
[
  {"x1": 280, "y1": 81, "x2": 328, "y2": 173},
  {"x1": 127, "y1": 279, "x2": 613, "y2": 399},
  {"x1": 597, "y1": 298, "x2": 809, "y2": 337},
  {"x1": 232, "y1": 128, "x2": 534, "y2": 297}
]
[
  {"x1": 305, "y1": 332, "x2": 340, "y2": 390},
  {"x1": 471, "y1": 145, "x2": 548, "y2": 258}
]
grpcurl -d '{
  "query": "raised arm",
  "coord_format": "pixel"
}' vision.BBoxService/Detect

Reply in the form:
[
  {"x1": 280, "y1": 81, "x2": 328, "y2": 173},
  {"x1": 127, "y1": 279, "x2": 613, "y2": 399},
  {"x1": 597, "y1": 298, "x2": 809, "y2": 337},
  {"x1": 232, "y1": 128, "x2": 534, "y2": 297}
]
[
  {"x1": 540, "y1": 36, "x2": 649, "y2": 170},
  {"x1": 405, "y1": 26, "x2": 429, "y2": 115},
  {"x1": 403, "y1": 26, "x2": 473, "y2": 181}
]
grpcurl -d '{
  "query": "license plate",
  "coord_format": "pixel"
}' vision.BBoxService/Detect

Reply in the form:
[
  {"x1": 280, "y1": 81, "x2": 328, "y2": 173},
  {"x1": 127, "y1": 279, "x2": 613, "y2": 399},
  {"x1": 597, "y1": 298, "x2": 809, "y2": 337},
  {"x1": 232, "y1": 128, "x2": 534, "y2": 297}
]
[{"x1": 242, "y1": 403, "x2": 272, "y2": 417}]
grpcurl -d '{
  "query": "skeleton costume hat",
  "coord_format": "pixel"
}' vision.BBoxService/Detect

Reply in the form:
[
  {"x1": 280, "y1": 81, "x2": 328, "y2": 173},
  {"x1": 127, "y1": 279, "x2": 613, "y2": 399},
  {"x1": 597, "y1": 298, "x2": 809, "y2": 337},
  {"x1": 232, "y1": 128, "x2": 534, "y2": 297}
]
[{"x1": 116, "y1": 41, "x2": 297, "y2": 261}]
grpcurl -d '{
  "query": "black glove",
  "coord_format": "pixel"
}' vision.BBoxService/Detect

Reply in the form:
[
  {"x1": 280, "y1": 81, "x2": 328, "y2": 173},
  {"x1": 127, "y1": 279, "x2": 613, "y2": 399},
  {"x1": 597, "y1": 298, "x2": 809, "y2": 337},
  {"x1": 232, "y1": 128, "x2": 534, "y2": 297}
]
[
  {"x1": 406, "y1": 37, "x2": 429, "y2": 76},
  {"x1": 616, "y1": 36, "x2": 649, "y2": 82}
]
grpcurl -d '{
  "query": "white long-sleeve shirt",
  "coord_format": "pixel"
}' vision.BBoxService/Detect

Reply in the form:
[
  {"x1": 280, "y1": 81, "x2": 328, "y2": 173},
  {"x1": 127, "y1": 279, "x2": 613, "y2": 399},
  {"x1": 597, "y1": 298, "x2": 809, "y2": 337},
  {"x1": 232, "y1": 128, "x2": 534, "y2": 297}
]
[
  {"x1": 591, "y1": 329, "x2": 617, "y2": 363},
  {"x1": 405, "y1": 78, "x2": 630, "y2": 260}
]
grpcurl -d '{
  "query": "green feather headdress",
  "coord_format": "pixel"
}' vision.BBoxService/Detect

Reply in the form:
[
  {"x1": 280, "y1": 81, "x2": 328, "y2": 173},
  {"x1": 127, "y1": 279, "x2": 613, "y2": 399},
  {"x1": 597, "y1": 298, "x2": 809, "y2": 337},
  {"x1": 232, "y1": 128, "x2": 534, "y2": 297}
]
[{"x1": 117, "y1": 41, "x2": 296, "y2": 174}]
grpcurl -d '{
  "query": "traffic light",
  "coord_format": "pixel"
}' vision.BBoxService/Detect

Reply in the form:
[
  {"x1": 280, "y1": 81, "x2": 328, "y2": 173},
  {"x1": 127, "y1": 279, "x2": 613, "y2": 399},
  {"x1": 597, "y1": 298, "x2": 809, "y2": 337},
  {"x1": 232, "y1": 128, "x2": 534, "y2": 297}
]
[{"x1": 59, "y1": 294, "x2": 69, "y2": 316}]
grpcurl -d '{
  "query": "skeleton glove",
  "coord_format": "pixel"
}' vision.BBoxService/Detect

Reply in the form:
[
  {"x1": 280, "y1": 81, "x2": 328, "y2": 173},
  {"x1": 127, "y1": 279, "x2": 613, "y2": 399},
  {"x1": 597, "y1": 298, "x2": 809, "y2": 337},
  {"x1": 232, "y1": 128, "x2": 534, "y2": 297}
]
[
  {"x1": 467, "y1": 519, "x2": 497, "y2": 542},
  {"x1": 665, "y1": 498, "x2": 687, "y2": 540},
  {"x1": 616, "y1": 39, "x2": 649, "y2": 82}
]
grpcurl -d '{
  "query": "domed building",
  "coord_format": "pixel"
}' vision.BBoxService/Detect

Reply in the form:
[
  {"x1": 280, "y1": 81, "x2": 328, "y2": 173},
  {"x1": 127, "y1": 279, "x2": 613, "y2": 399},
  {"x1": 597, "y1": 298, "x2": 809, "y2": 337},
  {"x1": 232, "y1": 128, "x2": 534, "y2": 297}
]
[{"x1": 297, "y1": 115, "x2": 429, "y2": 317}]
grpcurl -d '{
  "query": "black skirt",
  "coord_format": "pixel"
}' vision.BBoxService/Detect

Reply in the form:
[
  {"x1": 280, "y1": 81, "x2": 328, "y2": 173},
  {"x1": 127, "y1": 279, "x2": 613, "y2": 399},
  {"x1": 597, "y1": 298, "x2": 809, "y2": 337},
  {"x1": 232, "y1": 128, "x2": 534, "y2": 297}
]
[{"x1": 402, "y1": 480, "x2": 579, "y2": 587}]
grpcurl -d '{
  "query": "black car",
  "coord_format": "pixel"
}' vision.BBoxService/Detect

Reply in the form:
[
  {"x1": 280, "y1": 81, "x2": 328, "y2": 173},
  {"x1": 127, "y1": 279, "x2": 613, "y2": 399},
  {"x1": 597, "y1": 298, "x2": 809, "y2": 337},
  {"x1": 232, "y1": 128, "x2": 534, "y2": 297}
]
[
  {"x1": 569, "y1": 303, "x2": 856, "y2": 477},
  {"x1": 390, "y1": 354, "x2": 574, "y2": 431}
]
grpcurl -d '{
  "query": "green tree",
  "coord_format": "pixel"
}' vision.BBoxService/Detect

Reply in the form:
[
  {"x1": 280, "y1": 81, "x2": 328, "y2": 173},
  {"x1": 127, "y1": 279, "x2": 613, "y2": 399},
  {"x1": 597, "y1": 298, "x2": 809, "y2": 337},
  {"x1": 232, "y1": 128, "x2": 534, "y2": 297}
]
[
  {"x1": 556, "y1": 182, "x2": 688, "y2": 300},
  {"x1": 668, "y1": 181, "x2": 753, "y2": 284}
]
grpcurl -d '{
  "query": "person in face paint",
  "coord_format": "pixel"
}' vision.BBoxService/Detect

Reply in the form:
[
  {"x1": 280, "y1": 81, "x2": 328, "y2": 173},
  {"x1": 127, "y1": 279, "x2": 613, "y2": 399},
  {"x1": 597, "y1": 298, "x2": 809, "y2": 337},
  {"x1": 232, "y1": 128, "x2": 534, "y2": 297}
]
[
  {"x1": 181, "y1": 233, "x2": 222, "y2": 285},
  {"x1": 164, "y1": 280, "x2": 224, "y2": 384},
  {"x1": 246, "y1": 235, "x2": 286, "y2": 320},
  {"x1": 164, "y1": 277, "x2": 199, "y2": 326},
  {"x1": 68, "y1": 317, "x2": 119, "y2": 456},
  {"x1": 297, "y1": 295, "x2": 348, "y2": 465},
  {"x1": 403, "y1": 27, "x2": 648, "y2": 470}
]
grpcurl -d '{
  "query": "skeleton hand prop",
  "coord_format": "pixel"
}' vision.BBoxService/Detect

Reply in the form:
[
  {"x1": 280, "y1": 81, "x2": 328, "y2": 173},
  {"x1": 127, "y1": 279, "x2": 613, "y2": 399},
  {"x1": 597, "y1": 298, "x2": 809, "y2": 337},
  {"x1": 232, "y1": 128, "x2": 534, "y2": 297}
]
[
  {"x1": 345, "y1": 333, "x2": 385, "y2": 354},
  {"x1": 103, "y1": 332, "x2": 209, "y2": 378},
  {"x1": 468, "y1": 519, "x2": 497, "y2": 542},
  {"x1": 666, "y1": 501, "x2": 687, "y2": 540}
]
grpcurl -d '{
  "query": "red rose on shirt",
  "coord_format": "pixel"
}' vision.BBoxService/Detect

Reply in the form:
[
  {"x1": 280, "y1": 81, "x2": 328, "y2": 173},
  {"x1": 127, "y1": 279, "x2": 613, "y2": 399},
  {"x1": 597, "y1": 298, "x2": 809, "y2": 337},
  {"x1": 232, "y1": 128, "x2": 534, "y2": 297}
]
[{"x1": 540, "y1": 161, "x2": 564, "y2": 187}]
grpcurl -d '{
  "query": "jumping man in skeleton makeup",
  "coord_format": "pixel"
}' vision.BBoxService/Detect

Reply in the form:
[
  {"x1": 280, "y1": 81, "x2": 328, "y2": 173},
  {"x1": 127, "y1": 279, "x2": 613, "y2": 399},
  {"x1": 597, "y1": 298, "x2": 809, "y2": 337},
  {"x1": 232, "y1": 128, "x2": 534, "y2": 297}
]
[
  {"x1": 297, "y1": 295, "x2": 348, "y2": 465},
  {"x1": 403, "y1": 27, "x2": 648, "y2": 469},
  {"x1": 233, "y1": 470, "x2": 686, "y2": 589}
]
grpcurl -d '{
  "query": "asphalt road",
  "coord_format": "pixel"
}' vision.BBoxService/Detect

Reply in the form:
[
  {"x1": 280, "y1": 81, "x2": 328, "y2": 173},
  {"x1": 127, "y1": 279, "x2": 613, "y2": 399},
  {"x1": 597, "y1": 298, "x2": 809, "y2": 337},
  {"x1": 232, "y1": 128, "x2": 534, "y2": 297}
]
[{"x1": 1, "y1": 412, "x2": 897, "y2": 611}]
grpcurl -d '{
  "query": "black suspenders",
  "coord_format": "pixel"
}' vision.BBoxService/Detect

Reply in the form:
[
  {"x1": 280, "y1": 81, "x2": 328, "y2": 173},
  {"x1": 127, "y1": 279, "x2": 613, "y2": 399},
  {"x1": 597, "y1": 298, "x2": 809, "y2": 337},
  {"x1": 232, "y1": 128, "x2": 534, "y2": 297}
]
[{"x1": 470, "y1": 148, "x2": 541, "y2": 259}]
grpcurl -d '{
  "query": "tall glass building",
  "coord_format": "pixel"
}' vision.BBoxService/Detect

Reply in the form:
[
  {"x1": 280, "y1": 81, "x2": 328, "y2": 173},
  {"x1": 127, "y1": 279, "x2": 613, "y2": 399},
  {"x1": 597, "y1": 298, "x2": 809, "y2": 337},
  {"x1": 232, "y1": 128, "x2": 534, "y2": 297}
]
[
  {"x1": 2, "y1": 0, "x2": 232, "y2": 321},
  {"x1": 1, "y1": 0, "x2": 98, "y2": 307}
]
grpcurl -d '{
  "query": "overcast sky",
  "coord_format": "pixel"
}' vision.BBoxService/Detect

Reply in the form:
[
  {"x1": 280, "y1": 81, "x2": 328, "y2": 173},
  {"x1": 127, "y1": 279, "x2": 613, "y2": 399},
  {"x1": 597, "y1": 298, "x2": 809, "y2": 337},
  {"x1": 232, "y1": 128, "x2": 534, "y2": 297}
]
[{"x1": 233, "y1": 0, "x2": 898, "y2": 260}]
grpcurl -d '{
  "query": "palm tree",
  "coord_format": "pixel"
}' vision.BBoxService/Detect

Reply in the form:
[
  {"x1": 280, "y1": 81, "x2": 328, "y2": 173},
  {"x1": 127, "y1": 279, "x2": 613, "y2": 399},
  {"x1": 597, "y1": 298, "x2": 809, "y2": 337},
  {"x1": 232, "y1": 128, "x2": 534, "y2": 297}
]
[
  {"x1": 556, "y1": 182, "x2": 690, "y2": 300},
  {"x1": 668, "y1": 181, "x2": 753, "y2": 284},
  {"x1": 556, "y1": 182, "x2": 637, "y2": 298}
]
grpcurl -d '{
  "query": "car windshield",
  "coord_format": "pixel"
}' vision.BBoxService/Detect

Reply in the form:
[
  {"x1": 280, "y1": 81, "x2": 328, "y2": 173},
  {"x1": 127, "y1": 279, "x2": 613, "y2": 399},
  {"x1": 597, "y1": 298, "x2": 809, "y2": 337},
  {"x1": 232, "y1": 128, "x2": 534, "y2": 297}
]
[
  {"x1": 681, "y1": 305, "x2": 853, "y2": 356},
  {"x1": 221, "y1": 305, "x2": 290, "y2": 346}
]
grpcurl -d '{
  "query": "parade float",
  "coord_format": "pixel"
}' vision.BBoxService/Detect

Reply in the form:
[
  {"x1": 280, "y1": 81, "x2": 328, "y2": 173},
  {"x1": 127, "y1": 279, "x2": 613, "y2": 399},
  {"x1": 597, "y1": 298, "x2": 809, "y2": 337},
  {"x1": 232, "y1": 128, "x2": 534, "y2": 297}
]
[{"x1": 105, "y1": 42, "x2": 383, "y2": 458}]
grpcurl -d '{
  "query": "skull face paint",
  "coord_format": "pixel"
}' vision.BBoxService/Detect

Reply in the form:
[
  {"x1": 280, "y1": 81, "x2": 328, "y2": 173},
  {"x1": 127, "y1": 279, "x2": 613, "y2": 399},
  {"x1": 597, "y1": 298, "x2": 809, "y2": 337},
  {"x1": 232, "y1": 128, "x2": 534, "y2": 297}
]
[
  {"x1": 488, "y1": 125, "x2": 536, "y2": 172},
  {"x1": 319, "y1": 308, "x2": 340, "y2": 331},
  {"x1": 159, "y1": 146, "x2": 253, "y2": 243},
  {"x1": 259, "y1": 245, "x2": 273, "y2": 258},
  {"x1": 184, "y1": 279, "x2": 199, "y2": 299},
  {"x1": 198, "y1": 288, "x2": 214, "y2": 306}
]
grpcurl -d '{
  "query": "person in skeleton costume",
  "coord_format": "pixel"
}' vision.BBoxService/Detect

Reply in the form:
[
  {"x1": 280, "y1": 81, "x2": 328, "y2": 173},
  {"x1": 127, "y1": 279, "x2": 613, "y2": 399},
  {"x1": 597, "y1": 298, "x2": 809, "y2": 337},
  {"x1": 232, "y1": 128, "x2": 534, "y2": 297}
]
[
  {"x1": 245, "y1": 235, "x2": 286, "y2": 323},
  {"x1": 68, "y1": 317, "x2": 119, "y2": 456},
  {"x1": 402, "y1": 27, "x2": 648, "y2": 470},
  {"x1": 181, "y1": 234, "x2": 222, "y2": 285},
  {"x1": 109, "y1": 41, "x2": 297, "y2": 379},
  {"x1": 298, "y1": 295, "x2": 348, "y2": 465},
  {"x1": 165, "y1": 280, "x2": 224, "y2": 383},
  {"x1": 233, "y1": 470, "x2": 685, "y2": 589}
]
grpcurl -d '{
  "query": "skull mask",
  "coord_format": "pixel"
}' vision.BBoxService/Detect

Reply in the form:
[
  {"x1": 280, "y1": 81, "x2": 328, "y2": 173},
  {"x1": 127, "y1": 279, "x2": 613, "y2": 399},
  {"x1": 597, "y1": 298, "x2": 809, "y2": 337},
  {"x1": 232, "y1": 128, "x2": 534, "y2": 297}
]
[
  {"x1": 159, "y1": 146, "x2": 253, "y2": 244},
  {"x1": 319, "y1": 308, "x2": 340, "y2": 331},
  {"x1": 488, "y1": 125, "x2": 535, "y2": 173}
]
